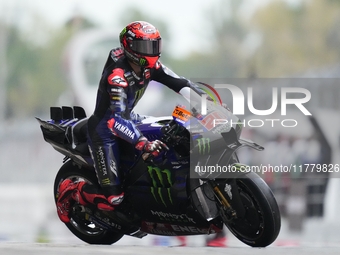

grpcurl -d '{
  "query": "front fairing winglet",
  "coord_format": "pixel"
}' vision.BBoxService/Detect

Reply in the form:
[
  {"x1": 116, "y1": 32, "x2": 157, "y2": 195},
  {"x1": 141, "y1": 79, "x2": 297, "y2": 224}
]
[
  {"x1": 220, "y1": 127, "x2": 264, "y2": 152},
  {"x1": 202, "y1": 128, "x2": 265, "y2": 179},
  {"x1": 238, "y1": 137, "x2": 264, "y2": 151}
]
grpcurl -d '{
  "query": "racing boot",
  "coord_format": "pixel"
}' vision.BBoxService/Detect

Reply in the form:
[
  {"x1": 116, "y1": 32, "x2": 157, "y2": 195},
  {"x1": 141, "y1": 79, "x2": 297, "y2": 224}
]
[
  {"x1": 80, "y1": 183, "x2": 124, "y2": 211},
  {"x1": 57, "y1": 180, "x2": 124, "y2": 223},
  {"x1": 56, "y1": 180, "x2": 87, "y2": 223}
]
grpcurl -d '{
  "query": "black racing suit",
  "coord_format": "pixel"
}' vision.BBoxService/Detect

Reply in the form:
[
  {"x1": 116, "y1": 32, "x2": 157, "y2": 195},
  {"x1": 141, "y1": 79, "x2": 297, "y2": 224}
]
[{"x1": 87, "y1": 47, "x2": 198, "y2": 203}]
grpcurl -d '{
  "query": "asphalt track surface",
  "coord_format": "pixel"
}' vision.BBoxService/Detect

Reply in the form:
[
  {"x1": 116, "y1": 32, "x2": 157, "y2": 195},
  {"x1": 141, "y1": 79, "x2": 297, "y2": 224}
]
[{"x1": 2, "y1": 243, "x2": 340, "y2": 255}]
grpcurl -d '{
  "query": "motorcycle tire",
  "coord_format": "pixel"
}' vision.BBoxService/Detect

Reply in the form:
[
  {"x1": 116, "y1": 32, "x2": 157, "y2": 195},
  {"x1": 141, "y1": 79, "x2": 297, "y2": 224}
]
[
  {"x1": 53, "y1": 160, "x2": 124, "y2": 245},
  {"x1": 222, "y1": 172, "x2": 281, "y2": 247}
]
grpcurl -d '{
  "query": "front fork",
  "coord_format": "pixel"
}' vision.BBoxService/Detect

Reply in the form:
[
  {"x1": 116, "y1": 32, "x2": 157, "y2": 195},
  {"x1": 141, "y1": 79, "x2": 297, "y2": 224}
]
[{"x1": 208, "y1": 180, "x2": 237, "y2": 221}]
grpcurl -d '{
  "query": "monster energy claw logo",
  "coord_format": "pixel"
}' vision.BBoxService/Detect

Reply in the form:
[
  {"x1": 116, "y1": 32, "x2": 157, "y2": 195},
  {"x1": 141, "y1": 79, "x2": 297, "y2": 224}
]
[
  {"x1": 102, "y1": 178, "x2": 110, "y2": 185},
  {"x1": 134, "y1": 87, "x2": 146, "y2": 103},
  {"x1": 140, "y1": 58, "x2": 146, "y2": 65},
  {"x1": 197, "y1": 138, "x2": 210, "y2": 155},
  {"x1": 148, "y1": 166, "x2": 173, "y2": 207}
]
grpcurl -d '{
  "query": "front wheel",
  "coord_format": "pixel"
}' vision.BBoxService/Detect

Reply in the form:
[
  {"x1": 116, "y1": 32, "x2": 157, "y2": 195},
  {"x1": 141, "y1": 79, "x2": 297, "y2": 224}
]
[
  {"x1": 54, "y1": 160, "x2": 124, "y2": 244},
  {"x1": 220, "y1": 172, "x2": 281, "y2": 247}
]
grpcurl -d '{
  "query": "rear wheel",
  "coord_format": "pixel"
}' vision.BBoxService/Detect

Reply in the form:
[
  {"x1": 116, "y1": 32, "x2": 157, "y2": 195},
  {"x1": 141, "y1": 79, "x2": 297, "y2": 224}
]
[
  {"x1": 221, "y1": 172, "x2": 281, "y2": 247},
  {"x1": 54, "y1": 160, "x2": 124, "y2": 244}
]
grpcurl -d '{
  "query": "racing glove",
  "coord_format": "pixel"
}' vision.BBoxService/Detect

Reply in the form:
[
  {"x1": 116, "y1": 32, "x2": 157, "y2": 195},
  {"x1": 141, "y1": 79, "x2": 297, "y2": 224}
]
[{"x1": 135, "y1": 136, "x2": 169, "y2": 160}]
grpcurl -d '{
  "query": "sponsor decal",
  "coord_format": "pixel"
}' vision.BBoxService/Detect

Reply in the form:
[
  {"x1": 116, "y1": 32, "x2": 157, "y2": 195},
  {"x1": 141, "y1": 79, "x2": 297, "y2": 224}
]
[
  {"x1": 131, "y1": 71, "x2": 140, "y2": 80},
  {"x1": 172, "y1": 106, "x2": 191, "y2": 122},
  {"x1": 108, "y1": 69, "x2": 127, "y2": 87},
  {"x1": 148, "y1": 167, "x2": 173, "y2": 207},
  {"x1": 97, "y1": 147, "x2": 107, "y2": 176},
  {"x1": 113, "y1": 121, "x2": 135, "y2": 140},
  {"x1": 111, "y1": 48, "x2": 124, "y2": 58},
  {"x1": 110, "y1": 160, "x2": 117, "y2": 176},
  {"x1": 111, "y1": 101, "x2": 121, "y2": 106},
  {"x1": 127, "y1": 30, "x2": 136, "y2": 37},
  {"x1": 134, "y1": 87, "x2": 146, "y2": 104},
  {"x1": 141, "y1": 221, "x2": 214, "y2": 235},
  {"x1": 110, "y1": 77, "x2": 127, "y2": 86},
  {"x1": 150, "y1": 229, "x2": 176, "y2": 235},
  {"x1": 145, "y1": 70, "x2": 150, "y2": 79},
  {"x1": 110, "y1": 195, "x2": 124, "y2": 205},
  {"x1": 111, "y1": 93, "x2": 127, "y2": 99},
  {"x1": 139, "y1": 58, "x2": 146, "y2": 66},
  {"x1": 150, "y1": 210, "x2": 196, "y2": 224},
  {"x1": 199, "y1": 111, "x2": 226, "y2": 131},
  {"x1": 85, "y1": 215, "x2": 110, "y2": 230},
  {"x1": 110, "y1": 88, "x2": 123, "y2": 93},
  {"x1": 94, "y1": 211, "x2": 122, "y2": 230},
  {"x1": 170, "y1": 225, "x2": 209, "y2": 234},
  {"x1": 101, "y1": 178, "x2": 110, "y2": 185},
  {"x1": 196, "y1": 138, "x2": 210, "y2": 155},
  {"x1": 123, "y1": 72, "x2": 137, "y2": 85},
  {"x1": 125, "y1": 50, "x2": 140, "y2": 63},
  {"x1": 171, "y1": 160, "x2": 189, "y2": 165},
  {"x1": 142, "y1": 24, "x2": 156, "y2": 34},
  {"x1": 124, "y1": 71, "x2": 131, "y2": 76}
]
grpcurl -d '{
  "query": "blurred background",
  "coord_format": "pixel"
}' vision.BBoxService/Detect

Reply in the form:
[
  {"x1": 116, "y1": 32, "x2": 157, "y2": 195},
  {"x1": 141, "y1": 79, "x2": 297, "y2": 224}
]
[{"x1": 1, "y1": 0, "x2": 340, "y2": 247}]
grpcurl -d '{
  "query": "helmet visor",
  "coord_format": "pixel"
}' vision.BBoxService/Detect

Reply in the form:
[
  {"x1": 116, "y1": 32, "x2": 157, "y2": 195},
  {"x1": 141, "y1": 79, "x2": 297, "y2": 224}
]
[{"x1": 130, "y1": 38, "x2": 161, "y2": 56}]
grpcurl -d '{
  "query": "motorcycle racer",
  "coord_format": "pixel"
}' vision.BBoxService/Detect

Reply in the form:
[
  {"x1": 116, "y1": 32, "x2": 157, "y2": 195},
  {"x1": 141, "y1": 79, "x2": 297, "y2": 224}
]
[{"x1": 56, "y1": 21, "x2": 205, "y2": 223}]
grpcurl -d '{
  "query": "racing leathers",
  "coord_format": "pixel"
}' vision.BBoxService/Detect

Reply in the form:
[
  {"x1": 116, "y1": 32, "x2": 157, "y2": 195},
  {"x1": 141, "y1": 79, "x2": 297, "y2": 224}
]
[
  {"x1": 56, "y1": 47, "x2": 204, "y2": 222},
  {"x1": 87, "y1": 46, "x2": 195, "y2": 195}
]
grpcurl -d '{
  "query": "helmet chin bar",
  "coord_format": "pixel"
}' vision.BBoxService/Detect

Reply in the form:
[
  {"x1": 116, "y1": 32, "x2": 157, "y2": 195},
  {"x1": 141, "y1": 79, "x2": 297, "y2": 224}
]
[{"x1": 144, "y1": 56, "x2": 159, "y2": 68}]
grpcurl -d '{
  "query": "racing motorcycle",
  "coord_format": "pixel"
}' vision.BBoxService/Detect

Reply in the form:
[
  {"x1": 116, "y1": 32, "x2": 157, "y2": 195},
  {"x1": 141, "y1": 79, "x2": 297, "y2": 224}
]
[{"x1": 36, "y1": 88, "x2": 280, "y2": 247}]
